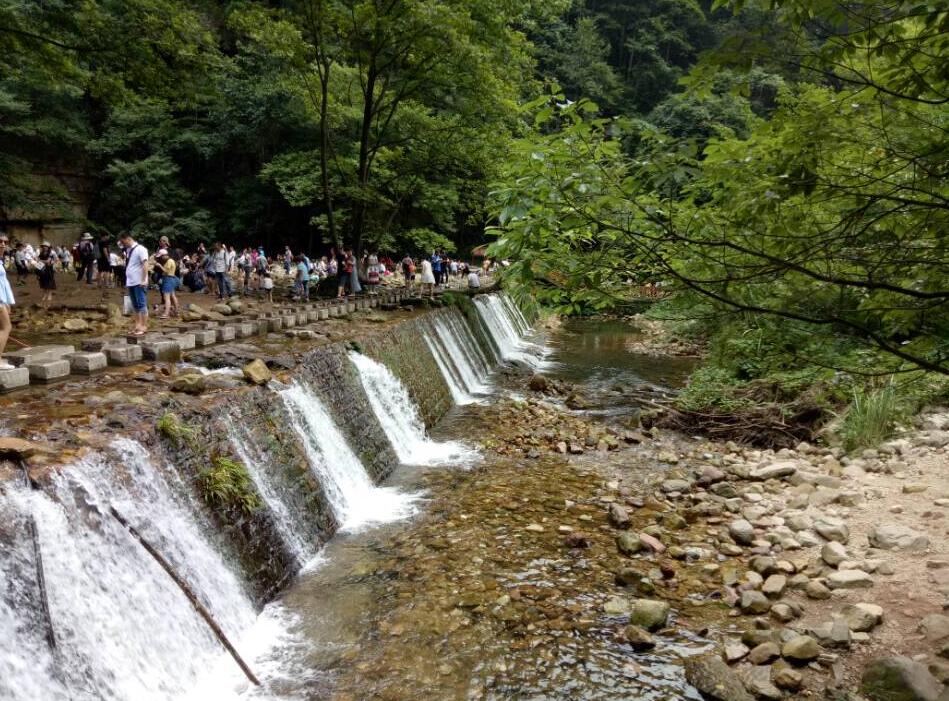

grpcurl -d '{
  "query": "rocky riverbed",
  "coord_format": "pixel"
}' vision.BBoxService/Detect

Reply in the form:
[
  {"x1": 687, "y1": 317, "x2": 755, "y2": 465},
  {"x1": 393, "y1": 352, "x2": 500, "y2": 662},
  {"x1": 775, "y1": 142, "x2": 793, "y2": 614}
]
[{"x1": 323, "y1": 369, "x2": 949, "y2": 701}]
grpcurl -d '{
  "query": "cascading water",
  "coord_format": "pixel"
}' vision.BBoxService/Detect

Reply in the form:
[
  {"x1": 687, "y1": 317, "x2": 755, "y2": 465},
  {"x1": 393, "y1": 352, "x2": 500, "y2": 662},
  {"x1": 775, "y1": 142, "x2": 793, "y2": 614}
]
[
  {"x1": 422, "y1": 330, "x2": 475, "y2": 405},
  {"x1": 279, "y1": 380, "x2": 419, "y2": 531},
  {"x1": 431, "y1": 314, "x2": 492, "y2": 396},
  {"x1": 444, "y1": 311, "x2": 493, "y2": 378},
  {"x1": 0, "y1": 439, "x2": 257, "y2": 701},
  {"x1": 227, "y1": 420, "x2": 316, "y2": 565},
  {"x1": 473, "y1": 293, "x2": 551, "y2": 370},
  {"x1": 348, "y1": 351, "x2": 476, "y2": 465}
]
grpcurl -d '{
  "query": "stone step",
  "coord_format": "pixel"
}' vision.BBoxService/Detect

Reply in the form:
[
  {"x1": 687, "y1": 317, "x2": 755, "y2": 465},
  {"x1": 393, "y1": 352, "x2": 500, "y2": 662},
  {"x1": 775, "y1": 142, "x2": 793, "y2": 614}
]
[
  {"x1": 6, "y1": 345, "x2": 76, "y2": 367},
  {"x1": 0, "y1": 367, "x2": 30, "y2": 392},
  {"x1": 215, "y1": 326, "x2": 236, "y2": 342},
  {"x1": 66, "y1": 351, "x2": 108, "y2": 374},
  {"x1": 139, "y1": 338, "x2": 182, "y2": 361},
  {"x1": 191, "y1": 329, "x2": 218, "y2": 346},
  {"x1": 103, "y1": 344, "x2": 143, "y2": 366},
  {"x1": 233, "y1": 322, "x2": 256, "y2": 338},
  {"x1": 82, "y1": 337, "x2": 126, "y2": 352},
  {"x1": 166, "y1": 333, "x2": 196, "y2": 351},
  {"x1": 26, "y1": 358, "x2": 71, "y2": 383}
]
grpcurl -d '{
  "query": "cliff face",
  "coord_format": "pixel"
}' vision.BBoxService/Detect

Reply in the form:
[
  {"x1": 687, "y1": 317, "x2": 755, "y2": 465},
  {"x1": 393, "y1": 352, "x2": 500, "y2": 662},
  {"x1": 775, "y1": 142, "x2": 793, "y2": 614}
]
[{"x1": 2, "y1": 170, "x2": 97, "y2": 246}]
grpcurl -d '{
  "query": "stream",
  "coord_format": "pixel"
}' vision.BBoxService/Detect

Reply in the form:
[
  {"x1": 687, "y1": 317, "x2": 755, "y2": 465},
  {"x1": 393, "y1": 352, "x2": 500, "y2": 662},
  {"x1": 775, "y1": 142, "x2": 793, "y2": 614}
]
[{"x1": 190, "y1": 315, "x2": 704, "y2": 700}]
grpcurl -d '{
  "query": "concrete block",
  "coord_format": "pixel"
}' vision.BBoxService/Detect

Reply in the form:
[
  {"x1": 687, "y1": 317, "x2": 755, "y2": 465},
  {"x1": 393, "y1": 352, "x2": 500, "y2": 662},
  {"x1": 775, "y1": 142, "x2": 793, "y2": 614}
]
[
  {"x1": 167, "y1": 333, "x2": 196, "y2": 351},
  {"x1": 306, "y1": 309, "x2": 320, "y2": 322},
  {"x1": 369, "y1": 297, "x2": 378, "y2": 308},
  {"x1": 140, "y1": 339, "x2": 182, "y2": 362},
  {"x1": 191, "y1": 329, "x2": 217, "y2": 346},
  {"x1": 0, "y1": 367, "x2": 30, "y2": 392},
  {"x1": 66, "y1": 352, "x2": 108, "y2": 374},
  {"x1": 328, "y1": 305, "x2": 340, "y2": 317},
  {"x1": 267, "y1": 317, "x2": 284, "y2": 332},
  {"x1": 296, "y1": 312, "x2": 308, "y2": 325},
  {"x1": 82, "y1": 337, "x2": 125, "y2": 352},
  {"x1": 6, "y1": 345, "x2": 75, "y2": 367},
  {"x1": 282, "y1": 314, "x2": 296, "y2": 328},
  {"x1": 103, "y1": 344, "x2": 142, "y2": 366},
  {"x1": 234, "y1": 322, "x2": 255, "y2": 338},
  {"x1": 255, "y1": 319, "x2": 269, "y2": 335},
  {"x1": 216, "y1": 326, "x2": 236, "y2": 342},
  {"x1": 318, "y1": 309, "x2": 329, "y2": 320},
  {"x1": 26, "y1": 359, "x2": 71, "y2": 383},
  {"x1": 347, "y1": 303, "x2": 356, "y2": 313},
  {"x1": 357, "y1": 299, "x2": 368, "y2": 310}
]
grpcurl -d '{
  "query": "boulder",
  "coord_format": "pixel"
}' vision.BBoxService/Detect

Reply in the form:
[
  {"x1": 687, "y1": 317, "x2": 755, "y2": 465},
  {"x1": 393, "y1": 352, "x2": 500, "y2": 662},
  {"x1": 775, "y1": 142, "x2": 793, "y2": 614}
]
[
  {"x1": 919, "y1": 614, "x2": 949, "y2": 643},
  {"x1": 616, "y1": 532, "x2": 644, "y2": 556},
  {"x1": 0, "y1": 437, "x2": 50, "y2": 459},
  {"x1": 170, "y1": 373, "x2": 207, "y2": 395},
  {"x1": 761, "y1": 575, "x2": 787, "y2": 598},
  {"x1": 738, "y1": 665, "x2": 783, "y2": 701},
  {"x1": 242, "y1": 359, "x2": 272, "y2": 385},
  {"x1": 782, "y1": 635, "x2": 821, "y2": 662},
  {"x1": 527, "y1": 374, "x2": 548, "y2": 392},
  {"x1": 662, "y1": 478, "x2": 691, "y2": 493},
  {"x1": 63, "y1": 317, "x2": 90, "y2": 332},
  {"x1": 608, "y1": 502, "x2": 631, "y2": 529},
  {"x1": 822, "y1": 541, "x2": 849, "y2": 567},
  {"x1": 729, "y1": 519, "x2": 755, "y2": 546},
  {"x1": 814, "y1": 516, "x2": 849, "y2": 543},
  {"x1": 839, "y1": 603, "x2": 883, "y2": 632},
  {"x1": 772, "y1": 664, "x2": 803, "y2": 691},
  {"x1": 624, "y1": 625, "x2": 656, "y2": 651},
  {"x1": 868, "y1": 523, "x2": 931, "y2": 552},
  {"x1": 739, "y1": 590, "x2": 771, "y2": 615},
  {"x1": 628, "y1": 599, "x2": 670, "y2": 631},
  {"x1": 827, "y1": 569, "x2": 874, "y2": 590},
  {"x1": 750, "y1": 461, "x2": 798, "y2": 481},
  {"x1": 861, "y1": 657, "x2": 943, "y2": 701},
  {"x1": 684, "y1": 654, "x2": 755, "y2": 701},
  {"x1": 723, "y1": 641, "x2": 750, "y2": 664},
  {"x1": 805, "y1": 580, "x2": 832, "y2": 600},
  {"x1": 747, "y1": 642, "x2": 781, "y2": 665}
]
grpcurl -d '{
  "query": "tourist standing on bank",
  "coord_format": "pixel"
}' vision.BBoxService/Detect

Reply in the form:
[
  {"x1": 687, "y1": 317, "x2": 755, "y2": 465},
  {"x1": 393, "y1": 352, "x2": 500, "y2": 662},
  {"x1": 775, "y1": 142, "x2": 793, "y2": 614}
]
[
  {"x1": 294, "y1": 254, "x2": 310, "y2": 301},
  {"x1": 157, "y1": 249, "x2": 179, "y2": 319},
  {"x1": 420, "y1": 256, "x2": 435, "y2": 299},
  {"x1": 76, "y1": 232, "x2": 95, "y2": 283},
  {"x1": 34, "y1": 242, "x2": 57, "y2": 310},
  {"x1": 57, "y1": 246, "x2": 72, "y2": 272},
  {"x1": 401, "y1": 254, "x2": 414, "y2": 289},
  {"x1": 0, "y1": 234, "x2": 14, "y2": 368},
  {"x1": 211, "y1": 242, "x2": 231, "y2": 299},
  {"x1": 97, "y1": 232, "x2": 113, "y2": 290},
  {"x1": 119, "y1": 233, "x2": 149, "y2": 336}
]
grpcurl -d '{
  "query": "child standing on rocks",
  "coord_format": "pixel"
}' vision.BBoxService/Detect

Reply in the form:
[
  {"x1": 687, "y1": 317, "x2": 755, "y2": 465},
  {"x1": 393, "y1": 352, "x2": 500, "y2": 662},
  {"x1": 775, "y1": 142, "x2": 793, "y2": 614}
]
[{"x1": 0, "y1": 235, "x2": 15, "y2": 368}]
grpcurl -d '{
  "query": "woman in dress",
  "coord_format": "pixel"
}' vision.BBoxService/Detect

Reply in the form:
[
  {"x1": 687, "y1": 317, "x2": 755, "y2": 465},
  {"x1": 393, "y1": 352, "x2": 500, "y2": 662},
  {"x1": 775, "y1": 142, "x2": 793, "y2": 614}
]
[
  {"x1": 419, "y1": 257, "x2": 435, "y2": 299},
  {"x1": 34, "y1": 242, "x2": 56, "y2": 310},
  {"x1": 0, "y1": 234, "x2": 15, "y2": 368}
]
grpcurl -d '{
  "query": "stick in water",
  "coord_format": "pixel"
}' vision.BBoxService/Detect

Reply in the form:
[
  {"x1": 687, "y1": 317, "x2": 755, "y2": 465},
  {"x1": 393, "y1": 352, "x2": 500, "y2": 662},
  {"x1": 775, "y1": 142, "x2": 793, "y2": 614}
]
[
  {"x1": 109, "y1": 505, "x2": 261, "y2": 686},
  {"x1": 27, "y1": 514, "x2": 57, "y2": 650}
]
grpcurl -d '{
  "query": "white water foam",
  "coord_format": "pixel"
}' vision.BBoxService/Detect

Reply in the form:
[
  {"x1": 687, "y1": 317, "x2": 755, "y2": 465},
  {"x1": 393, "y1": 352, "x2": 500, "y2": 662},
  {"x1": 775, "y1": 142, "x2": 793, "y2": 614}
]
[
  {"x1": 227, "y1": 420, "x2": 317, "y2": 565},
  {"x1": 349, "y1": 352, "x2": 477, "y2": 465},
  {"x1": 2, "y1": 440, "x2": 256, "y2": 701},
  {"x1": 279, "y1": 380, "x2": 420, "y2": 532},
  {"x1": 422, "y1": 330, "x2": 475, "y2": 405},
  {"x1": 430, "y1": 314, "x2": 492, "y2": 395},
  {"x1": 473, "y1": 293, "x2": 552, "y2": 370}
]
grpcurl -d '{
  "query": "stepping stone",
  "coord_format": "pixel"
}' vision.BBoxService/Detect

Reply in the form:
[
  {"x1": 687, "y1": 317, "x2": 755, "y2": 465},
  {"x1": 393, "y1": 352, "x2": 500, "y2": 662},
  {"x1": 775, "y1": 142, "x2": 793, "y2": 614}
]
[
  {"x1": 234, "y1": 322, "x2": 255, "y2": 338},
  {"x1": 5, "y1": 345, "x2": 75, "y2": 367},
  {"x1": 66, "y1": 351, "x2": 108, "y2": 374},
  {"x1": 318, "y1": 309, "x2": 329, "y2": 320},
  {"x1": 82, "y1": 337, "x2": 125, "y2": 352},
  {"x1": 328, "y1": 305, "x2": 341, "y2": 317},
  {"x1": 26, "y1": 358, "x2": 71, "y2": 383},
  {"x1": 267, "y1": 317, "x2": 284, "y2": 331},
  {"x1": 357, "y1": 299, "x2": 368, "y2": 310},
  {"x1": 103, "y1": 344, "x2": 142, "y2": 366},
  {"x1": 306, "y1": 309, "x2": 320, "y2": 322},
  {"x1": 0, "y1": 366, "x2": 30, "y2": 392},
  {"x1": 191, "y1": 329, "x2": 217, "y2": 346},
  {"x1": 254, "y1": 319, "x2": 269, "y2": 335},
  {"x1": 346, "y1": 302, "x2": 356, "y2": 313},
  {"x1": 139, "y1": 339, "x2": 181, "y2": 361},
  {"x1": 166, "y1": 333, "x2": 196, "y2": 351},
  {"x1": 215, "y1": 326, "x2": 236, "y2": 342},
  {"x1": 282, "y1": 315, "x2": 296, "y2": 328},
  {"x1": 295, "y1": 312, "x2": 308, "y2": 325}
]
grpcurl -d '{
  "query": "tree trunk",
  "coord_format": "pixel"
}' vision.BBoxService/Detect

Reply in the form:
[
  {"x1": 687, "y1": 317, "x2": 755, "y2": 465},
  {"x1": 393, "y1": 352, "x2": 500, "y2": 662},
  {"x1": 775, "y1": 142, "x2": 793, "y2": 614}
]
[
  {"x1": 352, "y1": 66, "x2": 377, "y2": 257},
  {"x1": 318, "y1": 57, "x2": 337, "y2": 249}
]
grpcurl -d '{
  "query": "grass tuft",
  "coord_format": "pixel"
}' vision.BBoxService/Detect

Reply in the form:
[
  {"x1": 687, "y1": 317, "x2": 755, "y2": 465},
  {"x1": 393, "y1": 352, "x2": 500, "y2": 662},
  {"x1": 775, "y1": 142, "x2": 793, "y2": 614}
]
[
  {"x1": 199, "y1": 455, "x2": 261, "y2": 514},
  {"x1": 840, "y1": 383, "x2": 900, "y2": 452}
]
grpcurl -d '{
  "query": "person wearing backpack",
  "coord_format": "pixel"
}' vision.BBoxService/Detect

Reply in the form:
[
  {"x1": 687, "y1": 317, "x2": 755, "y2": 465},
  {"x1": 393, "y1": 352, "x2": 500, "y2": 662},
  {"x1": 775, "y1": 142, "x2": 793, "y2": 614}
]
[{"x1": 76, "y1": 232, "x2": 96, "y2": 284}]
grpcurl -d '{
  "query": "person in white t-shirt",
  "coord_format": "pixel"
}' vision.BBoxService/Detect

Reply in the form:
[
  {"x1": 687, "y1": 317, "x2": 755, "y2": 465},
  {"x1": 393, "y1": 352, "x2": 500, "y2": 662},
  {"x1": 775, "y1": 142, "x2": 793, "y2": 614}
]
[
  {"x1": 119, "y1": 232, "x2": 149, "y2": 335},
  {"x1": 467, "y1": 270, "x2": 481, "y2": 289}
]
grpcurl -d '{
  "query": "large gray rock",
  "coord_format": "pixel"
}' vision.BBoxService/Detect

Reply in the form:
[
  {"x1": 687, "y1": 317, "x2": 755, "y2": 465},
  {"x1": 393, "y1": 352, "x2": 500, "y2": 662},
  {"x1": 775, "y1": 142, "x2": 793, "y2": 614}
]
[
  {"x1": 729, "y1": 519, "x2": 755, "y2": 545},
  {"x1": 840, "y1": 603, "x2": 884, "y2": 632},
  {"x1": 608, "y1": 502, "x2": 631, "y2": 529},
  {"x1": 616, "y1": 532, "x2": 644, "y2": 556},
  {"x1": 861, "y1": 657, "x2": 944, "y2": 701},
  {"x1": 814, "y1": 516, "x2": 849, "y2": 543},
  {"x1": 738, "y1": 665, "x2": 783, "y2": 700},
  {"x1": 628, "y1": 599, "x2": 670, "y2": 631},
  {"x1": 782, "y1": 635, "x2": 821, "y2": 662},
  {"x1": 822, "y1": 541, "x2": 849, "y2": 567},
  {"x1": 684, "y1": 654, "x2": 755, "y2": 701},
  {"x1": 919, "y1": 614, "x2": 949, "y2": 643},
  {"x1": 750, "y1": 461, "x2": 798, "y2": 481},
  {"x1": 868, "y1": 523, "x2": 931, "y2": 552},
  {"x1": 827, "y1": 569, "x2": 874, "y2": 589},
  {"x1": 740, "y1": 590, "x2": 772, "y2": 614}
]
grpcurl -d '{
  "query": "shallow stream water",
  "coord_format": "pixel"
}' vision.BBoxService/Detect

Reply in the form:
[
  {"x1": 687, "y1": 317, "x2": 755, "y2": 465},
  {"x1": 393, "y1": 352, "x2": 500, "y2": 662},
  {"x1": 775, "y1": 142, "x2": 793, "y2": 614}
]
[{"x1": 192, "y1": 317, "x2": 716, "y2": 701}]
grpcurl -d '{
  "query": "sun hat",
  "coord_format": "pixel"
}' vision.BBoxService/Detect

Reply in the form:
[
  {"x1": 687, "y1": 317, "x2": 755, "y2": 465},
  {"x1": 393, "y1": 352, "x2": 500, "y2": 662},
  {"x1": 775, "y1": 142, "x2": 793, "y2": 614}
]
[
  {"x1": 156, "y1": 248, "x2": 169, "y2": 257},
  {"x1": 81, "y1": 232, "x2": 93, "y2": 240},
  {"x1": 41, "y1": 241, "x2": 51, "y2": 247}
]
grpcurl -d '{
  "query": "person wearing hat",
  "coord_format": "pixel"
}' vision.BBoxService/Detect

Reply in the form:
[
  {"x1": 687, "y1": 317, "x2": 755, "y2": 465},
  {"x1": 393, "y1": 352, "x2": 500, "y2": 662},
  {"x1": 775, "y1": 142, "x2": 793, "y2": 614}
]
[
  {"x1": 156, "y1": 248, "x2": 179, "y2": 320},
  {"x1": 0, "y1": 234, "x2": 15, "y2": 368},
  {"x1": 34, "y1": 241, "x2": 57, "y2": 310},
  {"x1": 76, "y1": 232, "x2": 95, "y2": 284}
]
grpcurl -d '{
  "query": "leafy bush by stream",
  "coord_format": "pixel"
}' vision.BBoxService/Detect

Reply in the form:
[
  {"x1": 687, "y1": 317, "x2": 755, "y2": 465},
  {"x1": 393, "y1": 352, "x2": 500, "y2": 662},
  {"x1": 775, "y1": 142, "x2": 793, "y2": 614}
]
[{"x1": 199, "y1": 456, "x2": 261, "y2": 515}]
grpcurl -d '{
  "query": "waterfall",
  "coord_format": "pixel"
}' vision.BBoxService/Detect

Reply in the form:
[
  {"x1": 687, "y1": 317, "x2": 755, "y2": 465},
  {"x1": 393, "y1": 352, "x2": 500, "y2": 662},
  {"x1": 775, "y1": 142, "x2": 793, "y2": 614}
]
[
  {"x1": 349, "y1": 352, "x2": 476, "y2": 466},
  {"x1": 430, "y1": 314, "x2": 492, "y2": 396},
  {"x1": 422, "y1": 330, "x2": 475, "y2": 405},
  {"x1": 279, "y1": 380, "x2": 420, "y2": 532},
  {"x1": 0, "y1": 439, "x2": 256, "y2": 701},
  {"x1": 473, "y1": 293, "x2": 551, "y2": 370},
  {"x1": 227, "y1": 420, "x2": 317, "y2": 565}
]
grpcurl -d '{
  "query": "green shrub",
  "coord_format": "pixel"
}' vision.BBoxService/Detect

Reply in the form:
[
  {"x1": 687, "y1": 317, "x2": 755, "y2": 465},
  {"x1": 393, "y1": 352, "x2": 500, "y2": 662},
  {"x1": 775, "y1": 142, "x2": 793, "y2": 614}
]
[
  {"x1": 156, "y1": 412, "x2": 197, "y2": 447},
  {"x1": 840, "y1": 383, "x2": 901, "y2": 452},
  {"x1": 199, "y1": 456, "x2": 261, "y2": 514}
]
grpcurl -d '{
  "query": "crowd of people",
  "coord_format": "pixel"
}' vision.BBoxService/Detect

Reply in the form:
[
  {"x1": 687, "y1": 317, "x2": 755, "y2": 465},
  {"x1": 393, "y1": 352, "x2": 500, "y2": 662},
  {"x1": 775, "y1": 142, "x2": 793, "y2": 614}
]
[{"x1": 0, "y1": 232, "x2": 495, "y2": 366}]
